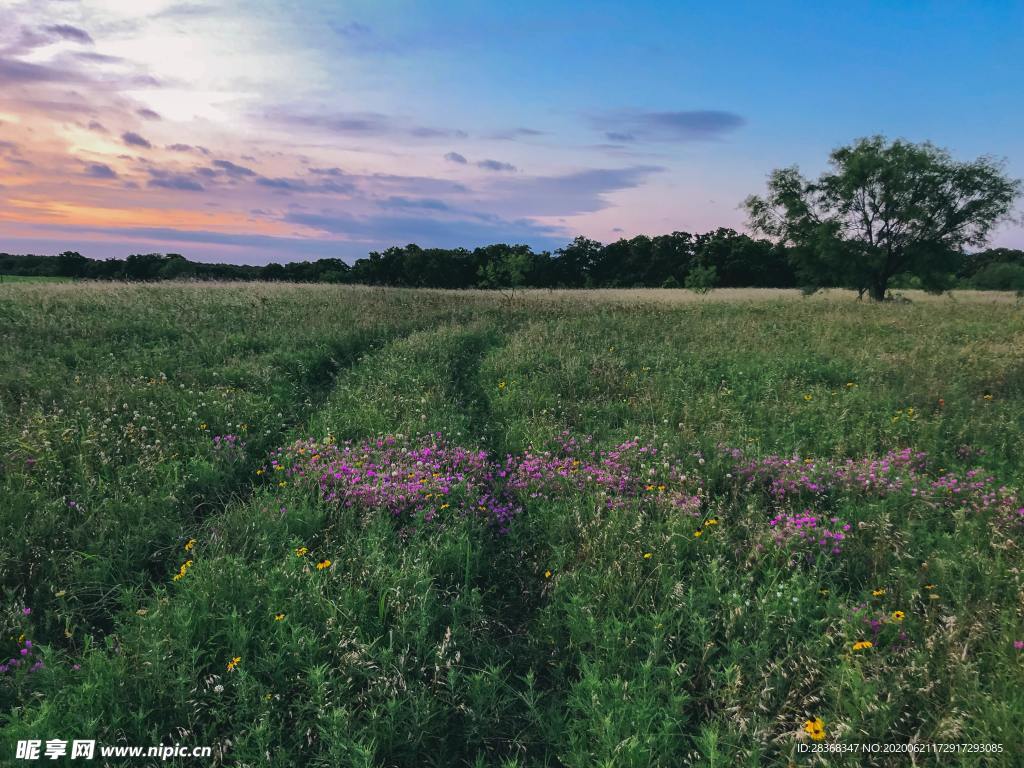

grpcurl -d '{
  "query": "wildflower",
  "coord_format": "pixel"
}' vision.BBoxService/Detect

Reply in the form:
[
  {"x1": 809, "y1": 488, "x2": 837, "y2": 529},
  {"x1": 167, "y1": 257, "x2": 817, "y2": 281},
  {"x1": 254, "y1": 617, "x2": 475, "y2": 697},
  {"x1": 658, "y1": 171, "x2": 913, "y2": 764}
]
[
  {"x1": 923, "y1": 584, "x2": 935, "y2": 591},
  {"x1": 274, "y1": 613, "x2": 286, "y2": 622},
  {"x1": 643, "y1": 552, "x2": 653, "y2": 559},
  {"x1": 1014, "y1": 640, "x2": 1024, "y2": 650},
  {"x1": 705, "y1": 518, "x2": 718, "y2": 526},
  {"x1": 803, "y1": 394, "x2": 813, "y2": 401},
  {"x1": 845, "y1": 382, "x2": 856, "y2": 388},
  {"x1": 891, "y1": 610, "x2": 905, "y2": 622},
  {"x1": 295, "y1": 546, "x2": 308, "y2": 557},
  {"x1": 498, "y1": 380, "x2": 507, "y2": 390},
  {"x1": 544, "y1": 570, "x2": 552, "y2": 579},
  {"x1": 226, "y1": 656, "x2": 241, "y2": 672},
  {"x1": 278, "y1": 480, "x2": 287, "y2": 487},
  {"x1": 819, "y1": 589, "x2": 830, "y2": 596},
  {"x1": 694, "y1": 530, "x2": 703, "y2": 537},
  {"x1": 852, "y1": 640, "x2": 873, "y2": 651},
  {"x1": 214, "y1": 684, "x2": 224, "y2": 693},
  {"x1": 983, "y1": 393, "x2": 993, "y2": 401},
  {"x1": 803, "y1": 717, "x2": 826, "y2": 741},
  {"x1": 172, "y1": 560, "x2": 193, "y2": 581},
  {"x1": 22, "y1": 608, "x2": 31, "y2": 616},
  {"x1": 256, "y1": 468, "x2": 264, "y2": 476},
  {"x1": 316, "y1": 559, "x2": 332, "y2": 570},
  {"x1": 184, "y1": 539, "x2": 196, "y2": 552},
  {"x1": 872, "y1": 588, "x2": 886, "y2": 597}
]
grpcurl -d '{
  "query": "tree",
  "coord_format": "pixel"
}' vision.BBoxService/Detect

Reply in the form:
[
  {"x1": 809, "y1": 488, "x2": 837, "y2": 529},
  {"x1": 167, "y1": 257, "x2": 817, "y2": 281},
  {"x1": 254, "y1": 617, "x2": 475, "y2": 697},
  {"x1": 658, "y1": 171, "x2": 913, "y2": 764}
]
[{"x1": 745, "y1": 136, "x2": 1021, "y2": 300}]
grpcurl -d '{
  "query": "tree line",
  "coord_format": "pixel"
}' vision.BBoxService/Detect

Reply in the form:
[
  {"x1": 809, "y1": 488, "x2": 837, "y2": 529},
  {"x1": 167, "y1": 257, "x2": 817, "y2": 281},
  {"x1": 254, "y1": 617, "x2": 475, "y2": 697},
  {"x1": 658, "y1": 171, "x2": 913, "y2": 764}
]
[
  {"x1": 3, "y1": 233, "x2": 1021, "y2": 291},
  {"x1": 3, "y1": 137, "x2": 1022, "y2": 295}
]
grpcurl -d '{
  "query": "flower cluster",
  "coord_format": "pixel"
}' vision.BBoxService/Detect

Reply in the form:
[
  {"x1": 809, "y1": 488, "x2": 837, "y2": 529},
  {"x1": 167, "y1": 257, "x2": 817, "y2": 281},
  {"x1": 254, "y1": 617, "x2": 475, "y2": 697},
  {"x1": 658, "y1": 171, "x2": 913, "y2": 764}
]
[
  {"x1": 270, "y1": 432, "x2": 708, "y2": 534},
  {"x1": 503, "y1": 432, "x2": 704, "y2": 514},
  {"x1": 211, "y1": 433, "x2": 247, "y2": 463},
  {"x1": 271, "y1": 433, "x2": 521, "y2": 532},
  {"x1": 768, "y1": 510, "x2": 850, "y2": 558},
  {"x1": 738, "y1": 448, "x2": 1021, "y2": 529}
]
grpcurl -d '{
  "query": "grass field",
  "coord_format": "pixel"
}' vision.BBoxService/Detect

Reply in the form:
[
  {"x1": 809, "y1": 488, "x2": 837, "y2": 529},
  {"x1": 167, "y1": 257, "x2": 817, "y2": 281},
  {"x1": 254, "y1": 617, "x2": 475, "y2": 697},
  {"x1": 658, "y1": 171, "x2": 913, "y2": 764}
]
[{"x1": 1, "y1": 282, "x2": 1023, "y2": 766}]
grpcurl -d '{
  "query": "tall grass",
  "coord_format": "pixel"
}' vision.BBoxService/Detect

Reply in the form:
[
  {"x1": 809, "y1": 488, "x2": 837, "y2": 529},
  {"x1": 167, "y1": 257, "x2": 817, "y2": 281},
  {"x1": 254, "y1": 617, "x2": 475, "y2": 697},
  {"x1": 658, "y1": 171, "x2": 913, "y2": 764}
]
[{"x1": 1, "y1": 284, "x2": 1022, "y2": 766}]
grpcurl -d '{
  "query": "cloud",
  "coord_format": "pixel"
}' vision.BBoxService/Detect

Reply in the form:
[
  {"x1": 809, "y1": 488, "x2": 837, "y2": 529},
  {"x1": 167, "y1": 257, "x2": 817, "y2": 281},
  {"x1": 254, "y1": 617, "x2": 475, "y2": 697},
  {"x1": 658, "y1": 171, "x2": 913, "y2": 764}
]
[
  {"x1": 309, "y1": 167, "x2": 346, "y2": 176},
  {"x1": 0, "y1": 57, "x2": 69, "y2": 84},
  {"x1": 377, "y1": 196, "x2": 451, "y2": 211},
  {"x1": 212, "y1": 159, "x2": 257, "y2": 178},
  {"x1": 264, "y1": 108, "x2": 391, "y2": 135},
  {"x1": 256, "y1": 176, "x2": 355, "y2": 194},
  {"x1": 485, "y1": 165, "x2": 664, "y2": 217},
  {"x1": 147, "y1": 169, "x2": 203, "y2": 191},
  {"x1": 136, "y1": 108, "x2": 161, "y2": 120},
  {"x1": 410, "y1": 126, "x2": 468, "y2": 139},
  {"x1": 444, "y1": 152, "x2": 467, "y2": 164},
  {"x1": 592, "y1": 110, "x2": 745, "y2": 143},
  {"x1": 332, "y1": 21, "x2": 372, "y2": 37},
  {"x1": 489, "y1": 127, "x2": 545, "y2": 140},
  {"x1": 167, "y1": 143, "x2": 195, "y2": 152},
  {"x1": 43, "y1": 25, "x2": 94, "y2": 45},
  {"x1": 122, "y1": 131, "x2": 152, "y2": 148},
  {"x1": 87, "y1": 121, "x2": 107, "y2": 132},
  {"x1": 477, "y1": 159, "x2": 516, "y2": 172},
  {"x1": 84, "y1": 162, "x2": 118, "y2": 179},
  {"x1": 283, "y1": 209, "x2": 564, "y2": 249}
]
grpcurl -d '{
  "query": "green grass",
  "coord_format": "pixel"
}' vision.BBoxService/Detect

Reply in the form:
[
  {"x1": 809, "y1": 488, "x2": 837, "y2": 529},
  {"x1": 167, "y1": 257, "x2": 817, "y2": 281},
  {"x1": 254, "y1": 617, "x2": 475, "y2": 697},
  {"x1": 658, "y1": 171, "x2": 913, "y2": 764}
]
[
  {"x1": 1, "y1": 283, "x2": 1022, "y2": 766},
  {"x1": 0, "y1": 275, "x2": 72, "y2": 283}
]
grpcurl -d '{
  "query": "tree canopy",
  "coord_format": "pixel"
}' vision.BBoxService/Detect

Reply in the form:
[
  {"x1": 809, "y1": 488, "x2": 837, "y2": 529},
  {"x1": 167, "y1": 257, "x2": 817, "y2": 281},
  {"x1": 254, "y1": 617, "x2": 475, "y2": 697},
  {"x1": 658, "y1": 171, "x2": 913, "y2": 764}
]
[{"x1": 745, "y1": 136, "x2": 1021, "y2": 300}]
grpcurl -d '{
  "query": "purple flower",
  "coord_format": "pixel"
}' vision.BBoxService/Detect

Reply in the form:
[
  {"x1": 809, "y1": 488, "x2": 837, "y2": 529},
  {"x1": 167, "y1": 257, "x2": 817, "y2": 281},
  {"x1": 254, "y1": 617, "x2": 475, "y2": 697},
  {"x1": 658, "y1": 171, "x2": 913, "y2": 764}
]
[
  {"x1": 22, "y1": 607, "x2": 31, "y2": 616},
  {"x1": 1014, "y1": 640, "x2": 1024, "y2": 650}
]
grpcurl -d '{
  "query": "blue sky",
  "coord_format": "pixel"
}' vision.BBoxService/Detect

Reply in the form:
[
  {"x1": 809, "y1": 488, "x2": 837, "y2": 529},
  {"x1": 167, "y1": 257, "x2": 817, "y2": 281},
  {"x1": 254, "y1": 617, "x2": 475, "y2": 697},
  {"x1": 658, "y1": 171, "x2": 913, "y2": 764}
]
[{"x1": 1, "y1": 0, "x2": 1022, "y2": 263}]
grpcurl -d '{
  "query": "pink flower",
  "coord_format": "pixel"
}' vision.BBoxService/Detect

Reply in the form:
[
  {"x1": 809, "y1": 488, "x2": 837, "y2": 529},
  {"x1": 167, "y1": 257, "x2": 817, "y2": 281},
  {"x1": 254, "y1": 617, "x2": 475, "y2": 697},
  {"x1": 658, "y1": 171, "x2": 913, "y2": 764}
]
[{"x1": 1014, "y1": 640, "x2": 1023, "y2": 650}]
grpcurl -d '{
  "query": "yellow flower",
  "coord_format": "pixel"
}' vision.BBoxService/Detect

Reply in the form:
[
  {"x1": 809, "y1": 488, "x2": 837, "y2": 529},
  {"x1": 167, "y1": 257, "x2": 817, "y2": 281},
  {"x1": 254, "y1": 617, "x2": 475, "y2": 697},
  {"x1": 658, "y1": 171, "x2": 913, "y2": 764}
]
[
  {"x1": 316, "y1": 559, "x2": 332, "y2": 570},
  {"x1": 891, "y1": 610, "x2": 905, "y2": 622},
  {"x1": 278, "y1": 481, "x2": 287, "y2": 487},
  {"x1": 440, "y1": 503, "x2": 450, "y2": 510},
  {"x1": 295, "y1": 546, "x2": 308, "y2": 557},
  {"x1": 852, "y1": 640, "x2": 873, "y2": 651},
  {"x1": 226, "y1": 656, "x2": 241, "y2": 672},
  {"x1": 846, "y1": 382, "x2": 856, "y2": 388},
  {"x1": 256, "y1": 468, "x2": 264, "y2": 476},
  {"x1": 819, "y1": 588, "x2": 830, "y2": 596},
  {"x1": 172, "y1": 559, "x2": 193, "y2": 582},
  {"x1": 923, "y1": 583, "x2": 936, "y2": 591},
  {"x1": 705, "y1": 518, "x2": 718, "y2": 526},
  {"x1": 643, "y1": 552, "x2": 653, "y2": 559},
  {"x1": 199, "y1": 422, "x2": 207, "y2": 430},
  {"x1": 983, "y1": 393, "x2": 993, "y2": 401},
  {"x1": 498, "y1": 380, "x2": 506, "y2": 390},
  {"x1": 803, "y1": 394, "x2": 813, "y2": 401},
  {"x1": 184, "y1": 538, "x2": 196, "y2": 552},
  {"x1": 803, "y1": 717, "x2": 826, "y2": 741},
  {"x1": 694, "y1": 530, "x2": 703, "y2": 537},
  {"x1": 544, "y1": 570, "x2": 552, "y2": 579},
  {"x1": 872, "y1": 588, "x2": 885, "y2": 597},
  {"x1": 274, "y1": 613, "x2": 286, "y2": 622}
]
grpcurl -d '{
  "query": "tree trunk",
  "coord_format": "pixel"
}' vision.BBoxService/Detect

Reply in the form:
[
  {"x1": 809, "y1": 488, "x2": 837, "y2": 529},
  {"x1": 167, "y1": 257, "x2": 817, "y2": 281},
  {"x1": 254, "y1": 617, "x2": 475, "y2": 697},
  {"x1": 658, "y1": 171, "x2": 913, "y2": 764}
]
[{"x1": 868, "y1": 277, "x2": 888, "y2": 302}]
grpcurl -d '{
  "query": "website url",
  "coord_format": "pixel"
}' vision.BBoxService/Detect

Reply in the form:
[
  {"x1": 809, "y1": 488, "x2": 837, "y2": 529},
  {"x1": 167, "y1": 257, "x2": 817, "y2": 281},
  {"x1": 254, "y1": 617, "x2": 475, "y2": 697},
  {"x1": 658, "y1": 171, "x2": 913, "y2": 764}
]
[{"x1": 16, "y1": 740, "x2": 212, "y2": 760}]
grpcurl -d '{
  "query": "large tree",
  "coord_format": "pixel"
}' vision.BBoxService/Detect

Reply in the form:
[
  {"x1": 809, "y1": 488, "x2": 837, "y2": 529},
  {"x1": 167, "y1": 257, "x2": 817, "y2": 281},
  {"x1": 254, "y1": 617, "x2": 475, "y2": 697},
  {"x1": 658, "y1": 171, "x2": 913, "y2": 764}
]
[{"x1": 745, "y1": 136, "x2": 1021, "y2": 300}]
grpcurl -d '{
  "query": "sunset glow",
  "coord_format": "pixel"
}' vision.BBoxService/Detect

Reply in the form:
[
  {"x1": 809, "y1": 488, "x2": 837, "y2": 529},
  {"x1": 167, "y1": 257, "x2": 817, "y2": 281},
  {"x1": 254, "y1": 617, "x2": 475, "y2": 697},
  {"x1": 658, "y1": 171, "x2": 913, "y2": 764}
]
[{"x1": 2, "y1": 0, "x2": 1022, "y2": 263}]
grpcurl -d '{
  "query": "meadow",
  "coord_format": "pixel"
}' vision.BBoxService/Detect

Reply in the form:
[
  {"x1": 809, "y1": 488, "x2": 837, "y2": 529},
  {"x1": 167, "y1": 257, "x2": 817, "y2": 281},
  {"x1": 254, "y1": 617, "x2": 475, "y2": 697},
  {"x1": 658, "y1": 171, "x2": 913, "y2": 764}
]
[{"x1": 1, "y1": 282, "x2": 1023, "y2": 766}]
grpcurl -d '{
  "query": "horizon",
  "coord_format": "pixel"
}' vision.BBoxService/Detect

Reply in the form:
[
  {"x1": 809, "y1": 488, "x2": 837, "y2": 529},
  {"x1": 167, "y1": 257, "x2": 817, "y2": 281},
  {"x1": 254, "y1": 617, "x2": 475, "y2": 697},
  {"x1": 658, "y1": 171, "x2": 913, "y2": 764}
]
[{"x1": 2, "y1": 1, "x2": 1023, "y2": 265}]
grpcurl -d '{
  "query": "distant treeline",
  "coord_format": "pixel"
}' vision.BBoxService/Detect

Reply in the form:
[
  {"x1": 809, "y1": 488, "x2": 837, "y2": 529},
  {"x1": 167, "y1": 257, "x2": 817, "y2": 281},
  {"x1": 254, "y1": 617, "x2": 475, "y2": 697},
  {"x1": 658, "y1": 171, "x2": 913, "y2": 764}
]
[{"x1": 3, "y1": 230, "x2": 1023, "y2": 290}]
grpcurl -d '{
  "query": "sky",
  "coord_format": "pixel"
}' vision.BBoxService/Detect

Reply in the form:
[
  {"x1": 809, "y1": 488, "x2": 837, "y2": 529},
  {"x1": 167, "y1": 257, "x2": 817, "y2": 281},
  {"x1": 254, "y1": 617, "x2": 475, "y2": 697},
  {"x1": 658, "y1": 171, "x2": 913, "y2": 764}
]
[{"x1": 1, "y1": 0, "x2": 1023, "y2": 265}]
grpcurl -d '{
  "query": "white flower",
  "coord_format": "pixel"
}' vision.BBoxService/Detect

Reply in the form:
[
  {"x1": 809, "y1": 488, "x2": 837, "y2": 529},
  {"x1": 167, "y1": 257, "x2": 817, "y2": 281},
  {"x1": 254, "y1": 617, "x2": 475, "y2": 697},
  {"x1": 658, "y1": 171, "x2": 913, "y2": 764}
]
[{"x1": 213, "y1": 685, "x2": 224, "y2": 694}]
